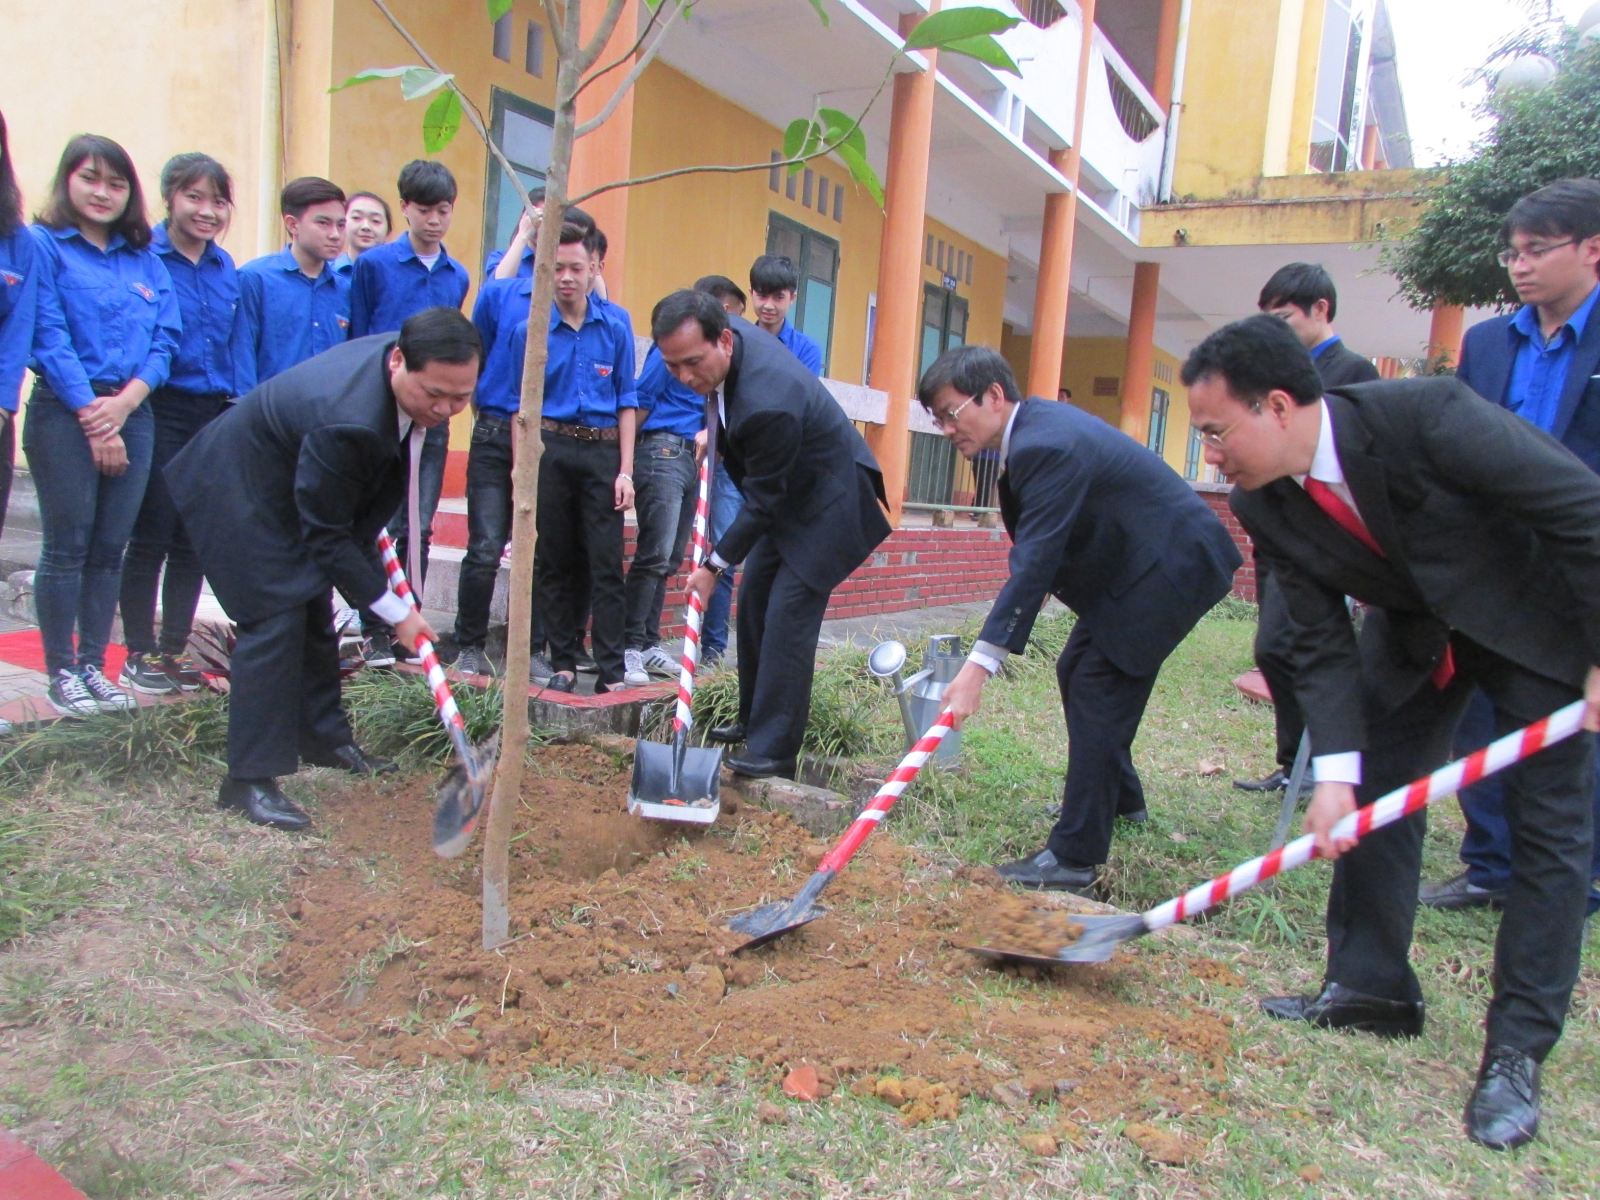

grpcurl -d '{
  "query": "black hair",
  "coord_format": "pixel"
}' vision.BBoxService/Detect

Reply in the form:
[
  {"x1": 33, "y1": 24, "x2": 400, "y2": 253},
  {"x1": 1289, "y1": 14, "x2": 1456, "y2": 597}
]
[
  {"x1": 0, "y1": 111, "x2": 21, "y2": 241},
  {"x1": 1257, "y1": 262, "x2": 1338, "y2": 321},
  {"x1": 591, "y1": 227, "x2": 608, "y2": 261},
  {"x1": 346, "y1": 190, "x2": 393, "y2": 228},
  {"x1": 651, "y1": 288, "x2": 729, "y2": 343},
  {"x1": 397, "y1": 159, "x2": 457, "y2": 206},
  {"x1": 557, "y1": 221, "x2": 590, "y2": 249},
  {"x1": 916, "y1": 345, "x2": 1023, "y2": 411},
  {"x1": 527, "y1": 186, "x2": 547, "y2": 207},
  {"x1": 1502, "y1": 178, "x2": 1600, "y2": 247},
  {"x1": 159, "y1": 152, "x2": 233, "y2": 211},
  {"x1": 1180, "y1": 314, "x2": 1323, "y2": 408},
  {"x1": 37, "y1": 133, "x2": 153, "y2": 249},
  {"x1": 749, "y1": 253, "x2": 800, "y2": 295},
  {"x1": 694, "y1": 274, "x2": 747, "y2": 310},
  {"x1": 397, "y1": 307, "x2": 482, "y2": 370},
  {"x1": 280, "y1": 176, "x2": 346, "y2": 219}
]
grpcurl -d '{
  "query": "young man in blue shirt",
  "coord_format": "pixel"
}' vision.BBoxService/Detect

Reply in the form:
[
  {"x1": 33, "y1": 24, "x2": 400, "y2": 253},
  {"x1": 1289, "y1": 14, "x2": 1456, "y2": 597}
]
[
  {"x1": 236, "y1": 177, "x2": 349, "y2": 390},
  {"x1": 350, "y1": 161, "x2": 471, "y2": 662}
]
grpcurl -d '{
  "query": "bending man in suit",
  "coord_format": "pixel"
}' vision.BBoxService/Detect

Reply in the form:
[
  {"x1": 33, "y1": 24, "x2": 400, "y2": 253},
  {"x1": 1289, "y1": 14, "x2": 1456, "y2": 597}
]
[
  {"x1": 1419, "y1": 179, "x2": 1600, "y2": 917},
  {"x1": 168, "y1": 308, "x2": 480, "y2": 830},
  {"x1": 931, "y1": 347, "x2": 1241, "y2": 895},
  {"x1": 655, "y1": 288, "x2": 890, "y2": 780},
  {"x1": 1185, "y1": 314, "x2": 1600, "y2": 1151},
  {"x1": 1236, "y1": 262, "x2": 1380, "y2": 794}
]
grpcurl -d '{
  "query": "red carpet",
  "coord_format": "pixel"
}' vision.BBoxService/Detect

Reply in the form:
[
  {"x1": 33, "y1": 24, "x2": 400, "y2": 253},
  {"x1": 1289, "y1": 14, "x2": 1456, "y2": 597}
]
[{"x1": 0, "y1": 629, "x2": 128, "y2": 677}]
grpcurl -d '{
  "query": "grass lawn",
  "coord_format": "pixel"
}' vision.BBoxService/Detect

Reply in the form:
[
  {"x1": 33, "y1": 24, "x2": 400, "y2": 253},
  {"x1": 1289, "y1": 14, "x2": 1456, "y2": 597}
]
[{"x1": 0, "y1": 608, "x2": 1596, "y2": 1198}]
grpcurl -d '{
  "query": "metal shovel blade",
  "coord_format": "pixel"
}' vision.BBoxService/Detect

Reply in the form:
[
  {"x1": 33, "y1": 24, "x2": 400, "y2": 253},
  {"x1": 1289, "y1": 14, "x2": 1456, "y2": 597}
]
[
  {"x1": 432, "y1": 734, "x2": 499, "y2": 859},
  {"x1": 627, "y1": 738, "x2": 722, "y2": 825},
  {"x1": 726, "y1": 897, "x2": 828, "y2": 952},
  {"x1": 963, "y1": 913, "x2": 1150, "y2": 967}
]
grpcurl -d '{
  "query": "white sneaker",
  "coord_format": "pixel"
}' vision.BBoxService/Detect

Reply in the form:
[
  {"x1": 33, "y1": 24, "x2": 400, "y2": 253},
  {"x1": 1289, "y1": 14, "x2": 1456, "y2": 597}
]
[
  {"x1": 80, "y1": 665, "x2": 136, "y2": 712},
  {"x1": 623, "y1": 648, "x2": 650, "y2": 687},
  {"x1": 641, "y1": 643, "x2": 678, "y2": 677},
  {"x1": 48, "y1": 668, "x2": 101, "y2": 718},
  {"x1": 0, "y1": 717, "x2": 12, "y2": 735}
]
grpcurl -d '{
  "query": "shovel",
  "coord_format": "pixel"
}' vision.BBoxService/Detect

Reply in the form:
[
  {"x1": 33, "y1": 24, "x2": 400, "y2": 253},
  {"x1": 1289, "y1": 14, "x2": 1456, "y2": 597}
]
[
  {"x1": 728, "y1": 708, "x2": 958, "y2": 952},
  {"x1": 968, "y1": 698, "x2": 1589, "y2": 967},
  {"x1": 376, "y1": 531, "x2": 499, "y2": 858},
  {"x1": 627, "y1": 395, "x2": 724, "y2": 824}
]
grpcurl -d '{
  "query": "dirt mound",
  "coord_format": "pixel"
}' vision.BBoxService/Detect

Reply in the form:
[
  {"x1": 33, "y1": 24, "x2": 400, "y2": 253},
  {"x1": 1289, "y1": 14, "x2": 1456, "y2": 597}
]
[{"x1": 274, "y1": 743, "x2": 1233, "y2": 1124}]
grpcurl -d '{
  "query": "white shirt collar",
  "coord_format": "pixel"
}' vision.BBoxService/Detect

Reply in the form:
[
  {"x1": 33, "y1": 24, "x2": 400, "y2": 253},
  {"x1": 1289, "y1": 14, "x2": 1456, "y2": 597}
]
[
  {"x1": 999, "y1": 401, "x2": 1022, "y2": 466},
  {"x1": 397, "y1": 404, "x2": 414, "y2": 444},
  {"x1": 1297, "y1": 398, "x2": 1342, "y2": 487}
]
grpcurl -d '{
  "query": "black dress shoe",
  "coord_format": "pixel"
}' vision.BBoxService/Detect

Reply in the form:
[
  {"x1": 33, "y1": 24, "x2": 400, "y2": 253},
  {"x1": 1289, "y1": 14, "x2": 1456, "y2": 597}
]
[
  {"x1": 546, "y1": 672, "x2": 576, "y2": 693},
  {"x1": 1419, "y1": 870, "x2": 1507, "y2": 911},
  {"x1": 708, "y1": 722, "x2": 747, "y2": 744},
  {"x1": 218, "y1": 778, "x2": 310, "y2": 830},
  {"x1": 725, "y1": 752, "x2": 796, "y2": 779},
  {"x1": 1464, "y1": 1045, "x2": 1540, "y2": 1150},
  {"x1": 1260, "y1": 981, "x2": 1424, "y2": 1038},
  {"x1": 1234, "y1": 768, "x2": 1289, "y2": 792},
  {"x1": 1117, "y1": 807, "x2": 1149, "y2": 824},
  {"x1": 994, "y1": 848, "x2": 1100, "y2": 896},
  {"x1": 304, "y1": 743, "x2": 396, "y2": 775}
]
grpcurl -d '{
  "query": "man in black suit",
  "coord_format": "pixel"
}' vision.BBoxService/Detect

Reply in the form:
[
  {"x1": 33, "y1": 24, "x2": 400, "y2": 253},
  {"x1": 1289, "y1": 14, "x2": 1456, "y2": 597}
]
[
  {"x1": 654, "y1": 288, "x2": 890, "y2": 779},
  {"x1": 1236, "y1": 263, "x2": 1381, "y2": 794},
  {"x1": 1185, "y1": 314, "x2": 1600, "y2": 1150},
  {"x1": 167, "y1": 309, "x2": 481, "y2": 829},
  {"x1": 929, "y1": 347, "x2": 1241, "y2": 895}
]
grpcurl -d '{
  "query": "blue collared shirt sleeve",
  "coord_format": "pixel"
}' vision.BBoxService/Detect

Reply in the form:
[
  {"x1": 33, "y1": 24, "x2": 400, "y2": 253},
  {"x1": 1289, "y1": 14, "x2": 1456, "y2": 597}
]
[
  {"x1": 27, "y1": 226, "x2": 95, "y2": 409},
  {"x1": 780, "y1": 321, "x2": 824, "y2": 376},
  {"x1": 235, "y1": 265, "x2": 263, "y2": 394},
  {"x1": 0, "y1": 229, "x2": 37, "y2": 412},
  {"x1": 134, "y1": 255, "x2": 181, "y2": 393},
  {"x1": 350, "y1": 252, "x2": 379, "y2": 339},
  {"x1": 611, "y1": 306, "x2": 638, "y2": 410}
]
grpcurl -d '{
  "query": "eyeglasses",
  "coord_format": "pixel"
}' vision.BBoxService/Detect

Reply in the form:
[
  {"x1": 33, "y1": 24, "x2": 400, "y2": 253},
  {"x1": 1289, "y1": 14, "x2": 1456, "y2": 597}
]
[
  {"x1": 1497, "y1": 239, "x2": 1577, "y2": 268},
  {"x1": 1197, "y1": 414, "x2": 1251, "y2": 448},
  {"x1": 931, "y1": 395, "x2": 976, "y2": 429}
]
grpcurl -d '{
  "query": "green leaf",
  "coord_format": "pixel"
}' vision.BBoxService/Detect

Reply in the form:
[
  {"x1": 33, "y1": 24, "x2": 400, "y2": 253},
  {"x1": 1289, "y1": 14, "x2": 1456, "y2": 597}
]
[
  {"x1": 487, "y1": 0, "x2": 513, "y2": 20},
  {"x1": 782, "y1": 118, "x2": 811, "y2": 161},
  {"x1": 330, "y1": 65, "x2": 416, "y2": 93},
  {"x1": 837, "y1": 142, "x2": 885, "y2": 208},
  {"x1": 401, "y1": 67, "x2": 454, "y2": 100},
  {"x1": 807, "y1": 0, "x2": 830, "y2": 26},
  {"x1": 902, "y1": 7, "x2": 1019, "y2": 51},
  {"x1": 936, "y1": 33, "x2": 1021, "y2": 75},
  {"x1": 817, "y1": 107, "x2": 867, "y2": 157},
  {"x1": 422, "y1": 88, "x2": 463, "y2": 153}
]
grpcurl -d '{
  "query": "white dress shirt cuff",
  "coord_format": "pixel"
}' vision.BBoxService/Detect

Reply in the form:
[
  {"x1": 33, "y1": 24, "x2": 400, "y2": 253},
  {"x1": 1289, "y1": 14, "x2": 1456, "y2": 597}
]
[
  {"x1": 707, "y1": 551, "x2": 731, "y2": 572},
  {"x1": 1311, "y1": 751, "x2": 1361, "y2": 785},
  {"x1": 968, "y1": 642, "x2": 1009, "y2": 674},
  {"x1": 370, "y1": 590, "x2": 414, "y2": 627}
]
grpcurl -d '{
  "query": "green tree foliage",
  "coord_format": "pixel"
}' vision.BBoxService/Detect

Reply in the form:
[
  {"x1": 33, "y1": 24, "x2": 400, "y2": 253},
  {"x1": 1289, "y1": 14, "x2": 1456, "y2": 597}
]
[{"x1": 1387, "y1": 35, "x2": 1600, "y2": 310}]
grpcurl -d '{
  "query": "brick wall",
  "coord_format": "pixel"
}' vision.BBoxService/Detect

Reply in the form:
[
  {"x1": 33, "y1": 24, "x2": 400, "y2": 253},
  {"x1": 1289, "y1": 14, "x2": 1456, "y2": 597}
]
[{"x1": 1193, "y1": 481, "x2": 1257, "y2": 603}]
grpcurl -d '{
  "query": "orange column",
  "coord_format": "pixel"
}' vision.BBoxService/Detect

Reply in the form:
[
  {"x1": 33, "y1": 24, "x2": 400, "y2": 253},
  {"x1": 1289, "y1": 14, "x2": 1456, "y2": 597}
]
[
  {"x1": 1026, "y1": 0, "x2": 1097, "y2": 399},
  {"x1": 1152, "y1": 0, "x2": 1181, "y2": 113},
  {"x1": 1427, "y1": 303, "x2": 1464, "y2": 370},
  {"x1": 865, "y1": 12, "x2": 939, "y2": 524},
  {"x1": 1119, "y1": 262, "x2": 1160, "y2": 441},
  {"x1": 569, "y1": 1, "x2": 638, "y2": 303}
]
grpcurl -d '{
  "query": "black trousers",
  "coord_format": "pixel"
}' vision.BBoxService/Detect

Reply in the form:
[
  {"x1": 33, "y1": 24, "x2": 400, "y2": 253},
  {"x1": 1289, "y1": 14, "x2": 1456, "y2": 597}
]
[
  {"x1": 533, "y1": 432, "x2": 625, "y2": 685},
  {"x1": 1325, "y1": 636, "x2": 1593, "y2": 1061},
  {"x1": 1046, "y1": 622, "x2": 1161, "y2": 868},
  {"x1": 1254, "y1": 563, "x2": 1306, "y2": 771},
  {"x1": 227, "y1": 592, "x2": 352, "y2": 779},
  {"x1": 735, "y1": 536, "x2": 831, "y2": 763}
]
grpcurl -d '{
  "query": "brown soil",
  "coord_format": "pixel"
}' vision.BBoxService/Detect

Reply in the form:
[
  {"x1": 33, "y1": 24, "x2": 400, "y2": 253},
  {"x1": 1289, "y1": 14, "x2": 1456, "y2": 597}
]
[{"x1": 274, "y1": 743, "x2": 1234, "y2": 1126}]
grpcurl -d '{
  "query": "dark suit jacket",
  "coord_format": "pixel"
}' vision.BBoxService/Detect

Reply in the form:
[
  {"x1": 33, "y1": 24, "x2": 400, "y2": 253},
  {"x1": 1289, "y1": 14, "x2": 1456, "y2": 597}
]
[
  {"x1": 979, "y1": 399, "x2": 1241, "y2": 678},
  {"x1": 1231, "y1": 378, "x2": 1600, "y2": 757},
  {"x1": 166, "y1": 334, "x2": 408, "y2": 624},
  {"x1": 715, "y1": 318, "x2": 890, "y2": 591},
  {"x1": 1314, "y1": 338, "x2": 1381, "y2": 389},
  {"x1": 1457, "y1": 305, "x2": 1600, "y2": 474}
]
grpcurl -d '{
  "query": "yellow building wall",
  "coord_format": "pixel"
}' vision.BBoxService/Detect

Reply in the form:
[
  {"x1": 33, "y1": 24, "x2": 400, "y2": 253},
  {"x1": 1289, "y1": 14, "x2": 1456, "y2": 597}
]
[{"x1": 920, "y1": 218, "x2": 1006, "y2": 356}]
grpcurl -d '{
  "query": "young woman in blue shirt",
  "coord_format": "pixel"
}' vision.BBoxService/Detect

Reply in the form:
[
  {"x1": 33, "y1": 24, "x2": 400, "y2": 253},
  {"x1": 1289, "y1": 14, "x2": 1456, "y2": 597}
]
[
  {"x1": 118, "y1": 153, "x2": 243, "y2": 696},
  {"x1": 26, "y1": 134, "x2": 179, "y2": 717}
]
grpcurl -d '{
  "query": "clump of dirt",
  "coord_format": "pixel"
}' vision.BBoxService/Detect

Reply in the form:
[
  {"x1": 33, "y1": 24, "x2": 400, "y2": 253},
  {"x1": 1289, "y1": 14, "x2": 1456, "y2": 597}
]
[
  {"x1": 274, "y1": 743, "x2": 1234, "y2": 1126},
  {"x1": 972, "y1": 891, "x2": 1087, "y2": 958}
]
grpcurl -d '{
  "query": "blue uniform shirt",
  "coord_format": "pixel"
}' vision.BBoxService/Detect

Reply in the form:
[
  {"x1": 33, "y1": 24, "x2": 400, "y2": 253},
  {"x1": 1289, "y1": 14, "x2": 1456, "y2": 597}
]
[
  {"x1": 483, "y1": 244, "x2": 534, "y2": 281},
  {"x1": 470, "y1": 276, "x2": 524, "y2": 418},
  {"x1": 773, "y1": 319, "x2": 824, "y2": 376},
  {"x1": 0, "y1": 227, "x2": 38, "y2": 412},
  {"x1": 1310, "y1": 334, "x2": 1343, "y2": 361},
  {"x1": 350, "y1": 232, "x2": 471, "y2": 337},
  {"x1": 511, "y1": 294, "x2": 637, "y2": 427},
  {"x1": 150, "y1": 222, "x2": 245, "y2": 396},
  {"x1": 236, "y1": 249, "x2": 350, "y2": 390},
  {"x1": 28, "y1": 223, "x2": 181, "y2": 410},
  {"x1": 1506, "y1": 283, "x2": 1600, "y2": 434},
  {"x1": 637, "y1": 344, "x2": 704, "y2": 439},
  {"x1": 331, "y1": 252, "x2": 354, "y2": 278}
]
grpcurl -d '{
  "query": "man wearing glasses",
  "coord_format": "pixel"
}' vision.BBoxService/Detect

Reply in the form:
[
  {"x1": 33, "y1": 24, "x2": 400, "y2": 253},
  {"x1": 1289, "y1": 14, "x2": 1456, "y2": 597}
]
[
  {"x1": 1419, "y1": 179, "x2": 1600, "y2": 922},
  {"x1": 927, "y1": 346, "x2": 1241, "y2": 896}
]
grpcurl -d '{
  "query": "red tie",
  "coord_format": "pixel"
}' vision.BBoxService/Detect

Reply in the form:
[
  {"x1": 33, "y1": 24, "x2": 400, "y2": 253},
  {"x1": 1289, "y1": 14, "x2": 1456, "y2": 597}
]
[{"x1": 1302, "y1": 477, "x2": 1454, "y2": 687}]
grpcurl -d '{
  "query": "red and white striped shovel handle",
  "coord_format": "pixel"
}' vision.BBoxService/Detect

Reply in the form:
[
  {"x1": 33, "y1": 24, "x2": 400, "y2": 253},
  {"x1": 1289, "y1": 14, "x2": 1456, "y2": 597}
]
[
  {"x1": 670, "y1": 399, "x2": 719, "y2": 735},
  {"x1": 816, "y1": 708, "x2": 958, "y2": 875},
  {"x1": 376, "y1": 530, "x2": 467, "y2": 741},
  {"x1": 1143, "y1": 698, "x2": 1589, "y2": 933}
]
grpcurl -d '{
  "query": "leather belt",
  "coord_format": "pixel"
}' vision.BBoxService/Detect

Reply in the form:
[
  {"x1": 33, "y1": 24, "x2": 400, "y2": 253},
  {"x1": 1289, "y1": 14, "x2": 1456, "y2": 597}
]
[{"x1": 541, "y1": 418, "x2": 618, "y2": 443}]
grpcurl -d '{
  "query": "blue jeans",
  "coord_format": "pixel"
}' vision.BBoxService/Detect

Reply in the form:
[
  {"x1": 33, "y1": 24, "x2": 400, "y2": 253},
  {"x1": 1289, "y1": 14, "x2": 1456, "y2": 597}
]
[
  {"x1": 702, "y1": 461, "x2": 744, "y2": 660},
  {"x1": 624, "y1": 431, "x2": 697, "y2": 649},
  {"x1": 24, "y1": 383, "x2": 154, "y2": 674},
  {"x1": 1456, "y1": 688, "x2": 1600, "y2": 913}
]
